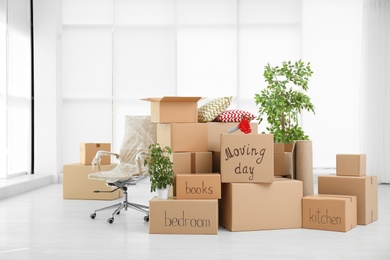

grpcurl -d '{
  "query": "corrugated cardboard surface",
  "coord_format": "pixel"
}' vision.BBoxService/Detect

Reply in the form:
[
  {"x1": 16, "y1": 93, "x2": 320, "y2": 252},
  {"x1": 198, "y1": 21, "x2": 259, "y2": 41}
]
[
  {"x1": 143, "y1": 97, "x2": 202, "y2": 123},
  {"x1": 149, "y1": 197, "x2": 218, "y2": 234},
  {"x1": 80, "y1": 143, "x2": 111, "y2": 165},
  {"x1": 302, "y1": 194, "x2": 357, "y2": 232},
  {"x1": 220, "y1": 134, "x2": 274, "y2": 183},
  {"x1": 318, "y1": 175, "x2": 378, "y2": 225},
  {"x1": 336, "y1": 154, "x2": 366, "y2": 176},
  {"x1": 157, "y1": 123, "x2": 208, "y2": 152},
  {"x1": 63, "y1": 164, "x2": 122, "y2": 200},
  {"x1": 220, "y1": 178, "x2": 303, "y2": 231},
  {"x1": 176, "y1": 173, "x2": 221, "y2": 199}
]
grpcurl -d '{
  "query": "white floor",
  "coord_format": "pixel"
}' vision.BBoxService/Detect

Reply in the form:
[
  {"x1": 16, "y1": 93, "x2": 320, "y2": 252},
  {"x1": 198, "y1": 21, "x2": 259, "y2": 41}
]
[{"x1": 0, "y1": 179, "x2": 389, "y2": 260}]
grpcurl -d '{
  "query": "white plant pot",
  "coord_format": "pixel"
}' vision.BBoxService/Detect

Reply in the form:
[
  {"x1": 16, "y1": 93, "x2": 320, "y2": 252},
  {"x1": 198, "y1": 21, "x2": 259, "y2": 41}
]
[{"x1": 156, "y1": 185, "x2": 170, "y2": 200}]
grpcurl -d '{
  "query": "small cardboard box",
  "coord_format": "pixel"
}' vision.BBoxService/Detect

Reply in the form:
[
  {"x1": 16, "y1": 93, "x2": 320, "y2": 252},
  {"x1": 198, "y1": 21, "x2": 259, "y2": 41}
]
[
  {"x1": 63, "y1": 163, "x2": 122, "y2": 200},
  {"x1": 149, "y1": 197, "x2": 218, "y2": 234},
  {"x1": 191, "y1": 152, "x2": 212, "y2": 173},
  {"x1": 143, "y1": 96, "x2": 202, "y2": 123},
  {"x1": 207, "y1": 122, "x2": 259, "y2": 152},
  {"x1": 302, "y1": 194, "x2": 357, "y2": 232},
  {"x1": 220, "y1": 133, "x2": 274, "y2": 183},
  {"x1": 220, "y1": 178, "x2": 303, "y2": 231},
  {"x1": 318, "y1": 175, "x2": 378, "y2": 225},
  {"x1": 172, "y1": 152, "x2": 213, "y2": 174},
  {"x1": 80, "y1": 143, "x2": 111, "y2": 165},
  {"x1": 172, "y1": 152, "x2": 192, "y2": 174},
  {"x1": 274, "y1": 142, "x2": 295, "y2": 178},
  {"x1": 176, "y1": 173, "x2": 221, "y2": 199},
  {"x1": 336, "y1": 154, "x2": 366, "y2": 176},
  {"x1": 157, "y1": 123, "x2": 208, "y2": 152}
]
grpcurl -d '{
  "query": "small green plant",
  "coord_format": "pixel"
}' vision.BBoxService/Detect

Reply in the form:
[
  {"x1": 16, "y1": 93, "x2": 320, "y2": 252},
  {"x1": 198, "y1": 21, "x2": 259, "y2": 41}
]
[
  {"x1": 254, "y1": 60, "x2": 315, "y2": 143},
  {"x1": 145, "y1": 143, "x2": 174, "y2": 192}
]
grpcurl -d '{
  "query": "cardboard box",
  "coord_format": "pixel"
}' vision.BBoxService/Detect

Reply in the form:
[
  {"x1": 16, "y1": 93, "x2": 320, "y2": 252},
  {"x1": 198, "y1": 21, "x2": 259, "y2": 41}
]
[
  {"x1": 172, "y1": 152, "x2": 191, "y2": 174},
  {"x1": 157, "y1": 123, "x2": 208, "y2": 152},
  {"x1": 143, "y1": 96, "x2": 202, "y2": 123},
  {"x1": 302, "y1": 195, "x2": 357, "y2": 232},
  {"x1": 318, "y1": 175, "x2": 378, "y2": 225},
  {"x1": 176, "y1": 173, "x2": 221, "y2": 199},
  {"x1": 172, "y1": 152, "x2": 212, "y2": 174},
  {"x1": 274, "y1": 142, "x2": 295, "y2": 178},
  {"x1": 220, "y1": 178, "x2": 303, "y2": 231},
  {"x1": 80, "y1": 143, "x2": 111, "y2": 165},
  {"x1": 207, "y1": 122, "x2": 259, "y2": 152},
  {"x1": 149, "y1": 197, "x2": 218, "y2": 234},
  {"x1": 63, "y1": 164, "x2": 122, "y2": 200},
  {"x1": 191, "y1": 152, "x2": 212, "y2": 173},
  {"x1": 336, "y1": 154, "x2": 366, "y2": 176},
  {"x1": 220, "y1": 133, "x2": 274, "y2": 183}
]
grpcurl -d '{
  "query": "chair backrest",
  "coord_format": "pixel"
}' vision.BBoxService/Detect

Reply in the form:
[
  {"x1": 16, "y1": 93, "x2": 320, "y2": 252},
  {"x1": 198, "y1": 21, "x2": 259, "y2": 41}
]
[{"x1": 119, "y1": 115, "x2": 157, "y2": 164}]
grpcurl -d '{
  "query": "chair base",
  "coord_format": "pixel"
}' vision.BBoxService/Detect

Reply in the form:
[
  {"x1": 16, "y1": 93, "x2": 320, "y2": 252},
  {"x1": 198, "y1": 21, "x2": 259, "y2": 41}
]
[{"x1": 90, "y1": 187, "x2": 149, "y2": 224}]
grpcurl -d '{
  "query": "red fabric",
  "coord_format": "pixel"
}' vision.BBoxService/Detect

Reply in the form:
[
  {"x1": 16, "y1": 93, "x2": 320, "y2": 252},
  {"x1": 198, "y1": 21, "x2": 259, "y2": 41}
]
[{"x1": 215, "y1": 109, "x2": 255, "y2": 123}]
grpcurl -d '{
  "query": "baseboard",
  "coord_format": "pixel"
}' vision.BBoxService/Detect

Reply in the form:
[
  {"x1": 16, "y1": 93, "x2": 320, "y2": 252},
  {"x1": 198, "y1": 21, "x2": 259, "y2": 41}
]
[{"x1": 0, "y1": 174, "x2": 53, "y2": 200}]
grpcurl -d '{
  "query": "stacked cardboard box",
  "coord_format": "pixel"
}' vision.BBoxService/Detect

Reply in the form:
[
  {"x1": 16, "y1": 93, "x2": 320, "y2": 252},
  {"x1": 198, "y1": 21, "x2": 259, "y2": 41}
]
[
  {"x1": 304, "y1": 154, "x2": 378, "y2": 232},
  {"x1": 63, "y1": 143, "x2": 122, "y2": 200},
  {"x1": 145, "y1": 97, "x2": 219, "y2": 235},
  {"x1": 218, "y1": 133, "x2": 303, "y2": 232}
]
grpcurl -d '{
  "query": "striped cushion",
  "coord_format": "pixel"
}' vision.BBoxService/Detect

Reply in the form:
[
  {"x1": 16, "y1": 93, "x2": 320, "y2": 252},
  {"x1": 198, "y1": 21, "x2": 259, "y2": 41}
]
[
  {"x1": 214, "y1": 109, "x2": 255, "y2": 122},
  {"x1": 197, "y1": 97, "x2": 232, "y2": 122}
]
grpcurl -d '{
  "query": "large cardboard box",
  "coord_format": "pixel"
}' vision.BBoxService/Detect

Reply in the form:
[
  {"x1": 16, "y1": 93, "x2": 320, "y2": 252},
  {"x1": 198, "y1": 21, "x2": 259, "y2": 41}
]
[
  {"x1": 176, "y1": 173, "x2": 221, "y2": 199},
  {"x1": 302, "y1": 194, "x2": 357, "y2": 232},
  {"x1": 318, "y1": 175, "x2": 378, "y2": 225},
  {"x1": 149, "y1": 197, "x2": 218, "y2": 234},
  {"x1": 63, "y1": 164, "x2": 122, "y2": 200},
  {"x1": 207, "y1": 122, "x2": 259, "y2": 152},
  {"x1": 220, "y1": 133, "x2": 274, "y2": 183},
  {"x1": 220, "y1": 178, "x2": 303, "y2": 231},
  {"x1": 157, "y1": 123, "x2": 208, "y2": 152},
  {"x1": 274, "y1": 142, "x2": 295, "y2": 178},
  {"x1": 336, "y1": 154, "x2": 366, "y2": 176},
  {"x1": 80, "y1": 143, "x2": 111, "y2": 165},
  {"x1": 143, "y1": 96, "x2": 202, "y2": 123}
]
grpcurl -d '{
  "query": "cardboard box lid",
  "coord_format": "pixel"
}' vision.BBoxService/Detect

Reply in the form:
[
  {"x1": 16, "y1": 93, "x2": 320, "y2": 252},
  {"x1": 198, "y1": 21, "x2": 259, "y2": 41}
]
[{"x1": 142, "y1": 96, "x2": 202, "y2": 103}]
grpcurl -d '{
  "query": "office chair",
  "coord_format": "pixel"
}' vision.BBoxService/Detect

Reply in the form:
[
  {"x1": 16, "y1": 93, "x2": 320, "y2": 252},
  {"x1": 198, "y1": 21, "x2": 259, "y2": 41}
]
[{"x1": 88, "y1": 116, "x2": 156, "y2": 224}]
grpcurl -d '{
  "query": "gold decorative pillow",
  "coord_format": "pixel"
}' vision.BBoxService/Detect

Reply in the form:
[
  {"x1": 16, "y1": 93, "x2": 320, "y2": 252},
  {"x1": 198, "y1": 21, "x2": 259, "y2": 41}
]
[{"x1": 197, "y1": 96, "x2": 232, "y2": 122}]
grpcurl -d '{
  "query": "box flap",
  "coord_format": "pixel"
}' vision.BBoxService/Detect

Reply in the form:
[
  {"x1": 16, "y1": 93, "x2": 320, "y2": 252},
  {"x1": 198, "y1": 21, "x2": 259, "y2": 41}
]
[{"x1": 142, "y1": 96, "x2": 202, "y2": 102}]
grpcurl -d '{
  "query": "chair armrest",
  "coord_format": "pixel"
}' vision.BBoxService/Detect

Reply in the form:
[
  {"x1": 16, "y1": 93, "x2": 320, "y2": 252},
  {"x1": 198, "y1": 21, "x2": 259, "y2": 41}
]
[{"x1": 92, "y1": 151, "x2": 119, "y2": 172}]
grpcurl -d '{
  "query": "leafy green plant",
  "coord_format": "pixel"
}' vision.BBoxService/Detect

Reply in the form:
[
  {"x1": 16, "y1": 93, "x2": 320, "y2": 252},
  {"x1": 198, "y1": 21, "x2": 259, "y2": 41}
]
[
  {"x1": 145, "y1": 143, "x2": 174, "y2": 192},
  {"x1": 254, "y1": 60, "x2": 315, "y2": 143}
]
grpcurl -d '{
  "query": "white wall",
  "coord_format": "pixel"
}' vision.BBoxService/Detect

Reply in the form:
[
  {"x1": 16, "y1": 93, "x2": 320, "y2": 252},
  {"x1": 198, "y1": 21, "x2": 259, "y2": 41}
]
[
  {"x1": 33, "y1": 0, "x2": 364, "y2": 178},
  {"x1": 302, "y1": 0, "x2": 363, "y2": 168},
  {"x1": 33, "y1": 0, "x2": 62, "y2": 181}
]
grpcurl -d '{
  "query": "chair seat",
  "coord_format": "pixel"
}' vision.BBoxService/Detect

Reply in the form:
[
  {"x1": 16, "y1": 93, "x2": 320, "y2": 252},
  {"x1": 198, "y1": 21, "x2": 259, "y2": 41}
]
[{"x1": 89, "y1": 163, "x2": 148, "y2": 183}]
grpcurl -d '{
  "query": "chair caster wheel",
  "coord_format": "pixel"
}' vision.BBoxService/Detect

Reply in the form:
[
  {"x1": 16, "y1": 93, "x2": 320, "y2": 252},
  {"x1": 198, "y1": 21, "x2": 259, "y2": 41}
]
[
  {"x1": 144, "y1": 216, "x2": 149, "y2": 222},
  {"x1": 116, "y1": 211, "x2": 121, "y2": 215},
  {"x1": 90, "y1": 213, "x2": 96, "y2": 219},
  {"x1": 107, "y1": 218, "x2": 114, "y2": 224}
]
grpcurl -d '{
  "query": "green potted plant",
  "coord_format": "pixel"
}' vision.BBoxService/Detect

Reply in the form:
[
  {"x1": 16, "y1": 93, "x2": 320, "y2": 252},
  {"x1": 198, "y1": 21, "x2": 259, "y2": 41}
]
[
  {"x1": 254, "y1": 60, "x2": 315, "y2": 144},
  {"x1": 145, "y1": 143, "x2": 174, "y2": 200}
]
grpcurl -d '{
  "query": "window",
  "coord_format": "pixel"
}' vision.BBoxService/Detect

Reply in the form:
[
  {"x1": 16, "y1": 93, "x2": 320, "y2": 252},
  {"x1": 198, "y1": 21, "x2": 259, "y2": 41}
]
[
  {"x1": 62, "y1": 0, "x2": 362, "y2": 170},
  {"x1": 0, "y1": 0, "x2": 32, "y2": 179}
]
